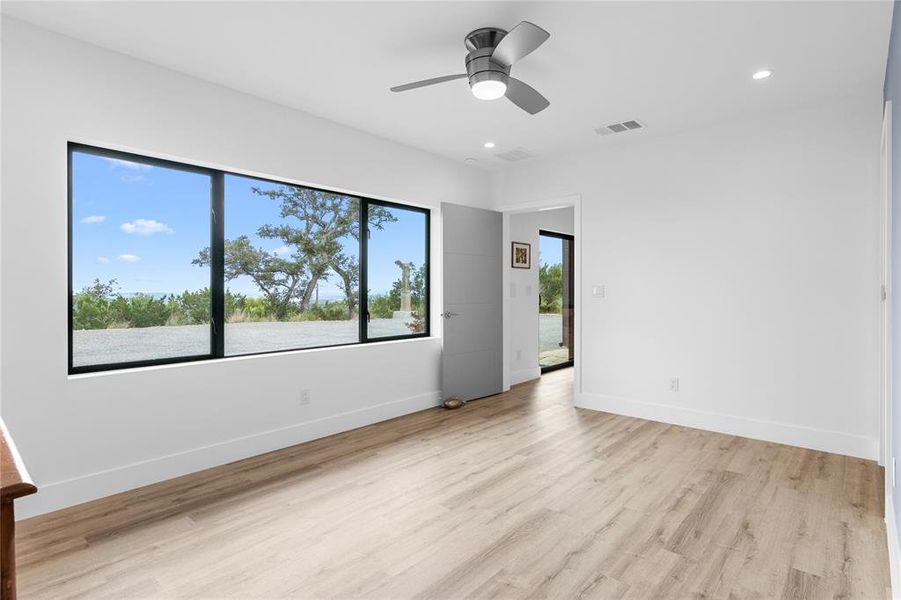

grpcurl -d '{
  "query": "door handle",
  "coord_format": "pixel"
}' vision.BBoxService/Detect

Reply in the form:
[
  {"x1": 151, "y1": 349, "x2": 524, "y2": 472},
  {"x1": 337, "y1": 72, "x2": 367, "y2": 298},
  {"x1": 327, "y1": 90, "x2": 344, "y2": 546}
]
[{"x1": 441, "y1": 312, "x2": 460, "y2": 319}]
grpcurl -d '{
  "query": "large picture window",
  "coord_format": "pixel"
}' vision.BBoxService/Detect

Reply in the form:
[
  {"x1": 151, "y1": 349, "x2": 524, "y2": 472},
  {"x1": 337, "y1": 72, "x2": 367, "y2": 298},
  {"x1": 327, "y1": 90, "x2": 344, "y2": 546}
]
[{"x1": 69, "y1": 144, "x2": 430, "y2": 373}]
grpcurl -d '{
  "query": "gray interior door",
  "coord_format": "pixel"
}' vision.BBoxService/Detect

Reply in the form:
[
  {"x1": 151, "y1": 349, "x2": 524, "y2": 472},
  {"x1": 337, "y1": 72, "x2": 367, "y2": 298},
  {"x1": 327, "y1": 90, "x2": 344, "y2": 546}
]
[{"x1": 441, "y1": 202, "x2": 503, "y2": 401}]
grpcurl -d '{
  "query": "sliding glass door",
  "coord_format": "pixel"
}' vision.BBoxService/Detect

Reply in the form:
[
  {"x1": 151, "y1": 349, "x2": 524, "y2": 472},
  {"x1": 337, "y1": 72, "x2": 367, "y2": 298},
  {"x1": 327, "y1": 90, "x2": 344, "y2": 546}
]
[{"x1": 538, "y1": 231, "x2": 574, "y2": 372}]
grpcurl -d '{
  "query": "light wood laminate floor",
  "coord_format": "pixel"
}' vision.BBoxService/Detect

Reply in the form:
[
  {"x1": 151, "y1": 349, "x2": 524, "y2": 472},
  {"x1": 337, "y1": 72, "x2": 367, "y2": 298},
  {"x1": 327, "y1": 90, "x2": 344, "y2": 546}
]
[{"x1": 17, "y1": 369, "x2": 890, "y2": 599}]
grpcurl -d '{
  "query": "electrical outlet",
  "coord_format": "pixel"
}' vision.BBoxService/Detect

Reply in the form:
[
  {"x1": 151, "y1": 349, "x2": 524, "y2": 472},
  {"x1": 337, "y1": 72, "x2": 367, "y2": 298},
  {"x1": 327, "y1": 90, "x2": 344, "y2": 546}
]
[
  {"x1": 592, "y1": 285, "x2": 606, "y2": 298},
  {"x1": 300, "y1": 389, "x2": 311, "y2": 405},
  {"x1": 669, "y1": 377, "x2": 679, "y2": 392}
]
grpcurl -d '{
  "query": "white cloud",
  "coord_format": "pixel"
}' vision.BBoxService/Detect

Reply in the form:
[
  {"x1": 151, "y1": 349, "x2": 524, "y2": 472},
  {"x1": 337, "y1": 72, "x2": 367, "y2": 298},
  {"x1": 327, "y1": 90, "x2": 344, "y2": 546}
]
[
  {"x1": 96, "y1": 256, "x2": 110, "y2": 264},
  {"x1": 102, "y1": 157, "x2": 152, "y2": 171},
  {"x1": 117, "y1": 254, "x2": 140, "y2": 263},
  {"x1": 80, "y1": 215, "x2": 106, "y2": 224},
  {"x1": 101, "y1": 158, "x2": 153, "y2": 182},
  {"x1": 120, "y1": 219, "x2": 174, "y2": 235},
  {"x1": 272, "y1": 246, "x2": 292, "y2": 256},
  {"x1": 120, "y1": 173, "x2": 148, "y2": 183}
]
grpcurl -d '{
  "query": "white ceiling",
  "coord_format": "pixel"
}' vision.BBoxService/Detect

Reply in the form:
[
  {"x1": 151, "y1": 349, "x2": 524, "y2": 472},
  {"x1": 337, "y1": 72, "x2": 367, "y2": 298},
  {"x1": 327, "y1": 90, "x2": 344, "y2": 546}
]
[{"x1": 2, "y1": 1, "x2": 893, "y2": 170}]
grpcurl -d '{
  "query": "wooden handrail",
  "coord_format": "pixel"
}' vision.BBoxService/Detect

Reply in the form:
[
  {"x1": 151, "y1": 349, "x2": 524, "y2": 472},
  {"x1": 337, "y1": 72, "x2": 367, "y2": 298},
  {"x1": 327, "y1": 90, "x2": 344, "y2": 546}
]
[{"x1": 1, "y1": 419, "x2": 36, "y2": 600}]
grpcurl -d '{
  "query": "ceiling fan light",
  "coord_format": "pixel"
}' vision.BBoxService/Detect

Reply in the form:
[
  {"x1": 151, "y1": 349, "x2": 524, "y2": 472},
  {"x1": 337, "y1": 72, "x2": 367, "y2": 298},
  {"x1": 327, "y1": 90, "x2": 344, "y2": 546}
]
[{"x1": 472, "y1": 80, "x2": 507, "y2": 100}]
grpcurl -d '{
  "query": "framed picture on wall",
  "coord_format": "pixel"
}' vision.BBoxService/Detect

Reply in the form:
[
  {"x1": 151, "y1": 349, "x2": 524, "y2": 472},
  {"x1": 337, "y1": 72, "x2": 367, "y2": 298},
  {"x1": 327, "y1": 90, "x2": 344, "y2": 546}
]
[{"x1": 511, "y1": 241, "x2": 531, "y2": 269}]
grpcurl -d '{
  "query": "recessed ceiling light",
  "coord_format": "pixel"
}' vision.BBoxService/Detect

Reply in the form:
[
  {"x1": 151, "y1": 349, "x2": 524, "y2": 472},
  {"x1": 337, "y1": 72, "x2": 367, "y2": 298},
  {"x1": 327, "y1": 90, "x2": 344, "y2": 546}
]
[
  {"x1": 483, "y1": 141, "x2": 496, "y2": 149},
  {"x1": 752, "y1": 69, "x2": 773, "y2": 80}
]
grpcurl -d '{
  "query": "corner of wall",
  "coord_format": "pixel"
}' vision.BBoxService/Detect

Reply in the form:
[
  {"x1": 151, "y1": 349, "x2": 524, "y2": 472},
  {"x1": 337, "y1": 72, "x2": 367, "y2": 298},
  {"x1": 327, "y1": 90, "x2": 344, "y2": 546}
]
[
  {"x1": 510, "y1": 367, "x2": 541, "y2": 386},
  {"x1": 887, "y1": 491, "x2": 901, "y2": 598}
]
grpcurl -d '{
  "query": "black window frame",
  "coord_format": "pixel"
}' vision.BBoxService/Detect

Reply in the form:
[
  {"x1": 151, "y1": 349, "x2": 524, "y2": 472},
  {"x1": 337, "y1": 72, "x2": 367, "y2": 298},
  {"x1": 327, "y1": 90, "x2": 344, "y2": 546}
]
[
  {"x1": 68, "y1": 142, "x2": 431, "y2": 374},
  {"x1": 537, "y1": 229, "x2": 574, "y2": 374}
]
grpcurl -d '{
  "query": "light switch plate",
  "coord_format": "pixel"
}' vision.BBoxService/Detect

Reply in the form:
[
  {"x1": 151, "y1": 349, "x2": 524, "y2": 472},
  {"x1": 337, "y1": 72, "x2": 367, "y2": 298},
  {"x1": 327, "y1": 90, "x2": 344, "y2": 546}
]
[{"x1": 592, "y1": 285, "x2": 606, "y2": 298}]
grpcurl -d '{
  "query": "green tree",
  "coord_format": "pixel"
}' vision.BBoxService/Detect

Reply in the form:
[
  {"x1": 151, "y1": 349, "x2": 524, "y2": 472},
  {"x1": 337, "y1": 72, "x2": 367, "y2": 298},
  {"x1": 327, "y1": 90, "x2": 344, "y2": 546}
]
[
  {"x1": 538, "y1": 263, "x2": 563, "y2": 313},
  {"x1": 72, "y1": 278, "x2": 116, "y2": 329},
  {"x1": 307, "y1": 300, "x2": 351, "y2": 321},
  {"x1": 195, "y1": 236, "x2": 307, "y2": 320},
  {"x1": 195, "y1": 187, "x2": 396, "y2": 320},
  {"x1": 169, "y1": 288, "x2": 246, "y2": 324},
  {"x1": 73, "y1": 279, "x2": 176, "y2": 329},
  {"x1": 118, "y1": 294, "x2": 171, "y2": 327},
  {"x1": 251, "y1": 187, "x2": 396, "y2": 318},
  {"x1": 234, "y1": 297, "x2": 272, "y2": 322},
  {"x1": 367, "y1": 293, "x2": 397, "y2": 319},
  {"x1": 173, "y1": 288, "x2": 212, "y2": 324}
]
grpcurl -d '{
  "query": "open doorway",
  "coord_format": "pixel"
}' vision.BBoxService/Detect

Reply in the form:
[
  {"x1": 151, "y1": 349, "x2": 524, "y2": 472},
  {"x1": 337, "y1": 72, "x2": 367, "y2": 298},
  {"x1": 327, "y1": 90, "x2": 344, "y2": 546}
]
[
  {"x1": 539, "y1": 230, "x2": 574, "y2": 372},
  {"x1": 505, "y1": 203, "x2": 577, "y2": 389}
]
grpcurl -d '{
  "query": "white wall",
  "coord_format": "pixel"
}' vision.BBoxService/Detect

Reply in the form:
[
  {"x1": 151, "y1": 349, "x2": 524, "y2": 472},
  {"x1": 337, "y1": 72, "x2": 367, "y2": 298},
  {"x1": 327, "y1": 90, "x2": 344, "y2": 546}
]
[
  {"x1": 0, "y1": 15, "x2": 884, "y2": 523},
  {"x1": 494, "y1": 99, "x2": 883, "y2": 459},
  {"x1": 0, "y1": 18, "x2": 491, "y2": 518},
  {"x1": 508, "y1": 208, "x2": 574, "y2": 385}
]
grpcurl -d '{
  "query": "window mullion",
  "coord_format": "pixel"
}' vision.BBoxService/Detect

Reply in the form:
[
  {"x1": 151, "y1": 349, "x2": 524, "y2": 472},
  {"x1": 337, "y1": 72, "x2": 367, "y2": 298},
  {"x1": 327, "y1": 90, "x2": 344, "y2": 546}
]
[
  {"x1": 424, "y1": 209, "x2": 431, "y2": 337},
  {"x1": 211, "y1": 171, "x2": 225, "y2": 358},
  {"x1": 359, "y1": 199, "x2": 369, "y2": 344}
]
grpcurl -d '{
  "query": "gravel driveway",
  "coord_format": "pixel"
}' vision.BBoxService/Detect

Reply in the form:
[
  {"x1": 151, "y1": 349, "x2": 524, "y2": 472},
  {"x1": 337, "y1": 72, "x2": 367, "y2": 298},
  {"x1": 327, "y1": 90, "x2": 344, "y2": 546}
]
[
  {"x1": 73, "y1": 314, "x2": 566, "y2": 367},
  {"x1": 539, "y1": 313, "x2": 563, "y2": 352},
  {"x1": 72, "y1": 318, "x2": 418, "y2": 367}
]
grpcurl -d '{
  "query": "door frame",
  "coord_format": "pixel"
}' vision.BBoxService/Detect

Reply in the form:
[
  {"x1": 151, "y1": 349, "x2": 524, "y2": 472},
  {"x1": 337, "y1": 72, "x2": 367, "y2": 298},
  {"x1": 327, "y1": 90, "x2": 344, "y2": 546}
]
[
  {"x1": 881, "y1": 100, "x2": 893, "y2": 475},
  {"x1": 501, "y1": 194, "x2": 582, "y2": 398},
  {"x1": 880, "y1": 99, "x2": 901, "y2": 599},
  {"x1": 538, "y1": 229, "x2": 575, "y2": 373}
]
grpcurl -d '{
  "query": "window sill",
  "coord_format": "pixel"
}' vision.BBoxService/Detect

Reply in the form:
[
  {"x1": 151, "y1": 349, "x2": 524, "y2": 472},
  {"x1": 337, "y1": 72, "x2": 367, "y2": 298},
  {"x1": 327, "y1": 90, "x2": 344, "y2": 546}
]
[{"x1": 68, "y1": 335, "x2": 440, "y2": 380}]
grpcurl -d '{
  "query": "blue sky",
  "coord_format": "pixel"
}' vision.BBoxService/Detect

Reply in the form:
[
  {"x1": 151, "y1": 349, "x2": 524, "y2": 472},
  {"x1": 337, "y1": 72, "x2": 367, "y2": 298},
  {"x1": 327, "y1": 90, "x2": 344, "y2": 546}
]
[
  {"x1": 539, "y1": 234, "x2": 563, "y2": 267},
  {"x1": 72, "y1": 152, "x2": 428, "y2": 301}
]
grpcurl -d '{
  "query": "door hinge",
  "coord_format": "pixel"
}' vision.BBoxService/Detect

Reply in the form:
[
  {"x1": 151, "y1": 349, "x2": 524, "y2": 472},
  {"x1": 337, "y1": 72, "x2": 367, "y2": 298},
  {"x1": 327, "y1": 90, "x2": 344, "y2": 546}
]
[{"x1": 882, "y1": 284, "x2": 888, "y2": 301}]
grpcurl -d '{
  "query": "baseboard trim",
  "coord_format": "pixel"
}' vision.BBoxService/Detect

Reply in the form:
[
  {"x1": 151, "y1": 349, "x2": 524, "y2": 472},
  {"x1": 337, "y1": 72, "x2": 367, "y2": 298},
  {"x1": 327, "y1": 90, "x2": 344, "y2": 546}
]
[
  {"x1": 888, "y1": 495, "x2": 901, "y2": 599},
  {"x1": 510, "y1": 366, "x2": 541, "y2": 386},
  {"x1": 18, "y1": 390, "x2": 442, "y2": 519},
  {"x1": 575, "y1": 392, "x2": 877, "y2": 460}
]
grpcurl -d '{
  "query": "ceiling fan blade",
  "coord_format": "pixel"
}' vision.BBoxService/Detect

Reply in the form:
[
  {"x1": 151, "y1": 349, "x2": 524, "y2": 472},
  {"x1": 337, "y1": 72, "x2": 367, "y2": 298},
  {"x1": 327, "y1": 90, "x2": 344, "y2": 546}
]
[
  {"x1": 390, "y1": 74, "x2": 468, "y2": 93},
  {"x1": 505, "y1": 77, "x2": 549, "y2": 115},
  {"x1": 491, "y1": 21, "x2": 549, "y2": 67}
]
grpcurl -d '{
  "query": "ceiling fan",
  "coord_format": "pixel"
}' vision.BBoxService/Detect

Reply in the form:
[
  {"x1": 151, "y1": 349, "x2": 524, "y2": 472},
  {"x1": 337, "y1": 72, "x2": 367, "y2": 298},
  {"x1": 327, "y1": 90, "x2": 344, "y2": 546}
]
[{"x1": 390, "y1": 21, "x2": 551, "y2": 115}]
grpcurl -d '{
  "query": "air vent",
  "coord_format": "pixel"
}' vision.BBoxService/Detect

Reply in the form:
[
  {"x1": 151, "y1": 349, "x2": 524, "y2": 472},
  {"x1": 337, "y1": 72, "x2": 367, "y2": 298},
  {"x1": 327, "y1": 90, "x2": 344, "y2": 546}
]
[
  {"x1": 495, "y1": 147, "x2": 533, "y2": 162},
  {"x1": 595, "y1": 119, "x2": 646, "y2": 136}
]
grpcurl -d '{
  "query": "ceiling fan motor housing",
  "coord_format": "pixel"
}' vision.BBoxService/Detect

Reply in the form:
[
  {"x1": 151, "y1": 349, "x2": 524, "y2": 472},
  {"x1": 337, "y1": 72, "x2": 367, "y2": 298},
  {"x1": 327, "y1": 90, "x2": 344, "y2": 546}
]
[
  {"x1": 464, "y1": 28, "x2": 511, "y2": 88},
  {"x1": 464, "y1": 27, "x2": 507, "y2": 51}
]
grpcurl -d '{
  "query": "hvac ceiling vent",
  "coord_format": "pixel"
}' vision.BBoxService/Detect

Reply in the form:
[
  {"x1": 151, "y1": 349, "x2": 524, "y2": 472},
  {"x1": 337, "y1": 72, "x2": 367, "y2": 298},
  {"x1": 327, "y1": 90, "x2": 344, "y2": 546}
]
[
  {"x1": 495, "y1": 147, "x2": 533, "y2": 162},
  {"x1": 595, "y1": 119, "x2": 646, "y2": 136}
]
